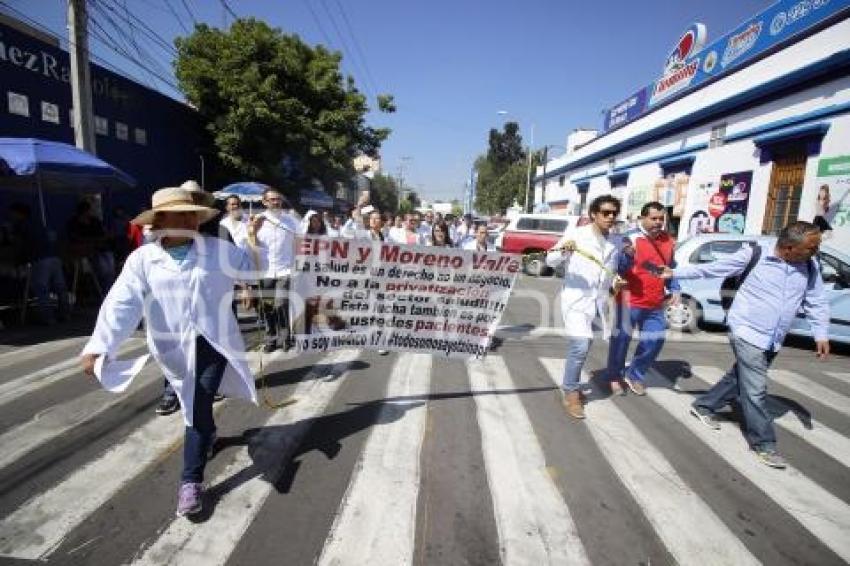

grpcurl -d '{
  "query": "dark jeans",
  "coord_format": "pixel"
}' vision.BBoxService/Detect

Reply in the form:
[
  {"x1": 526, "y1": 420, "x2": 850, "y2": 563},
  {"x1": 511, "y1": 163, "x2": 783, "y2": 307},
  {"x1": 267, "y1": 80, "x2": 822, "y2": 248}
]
[
  {"x1": 607, "y1": 305, "x2": 667, "y2": 382},
  {"x1": 260, "y1": 277, "x2": 290, "y2": 348},
  {"x1": 693, "y1": 335, "x2": 778, "y2": 451},
  {"x1": 181, "y1": 335, "x2": 227, "y2": 484}
]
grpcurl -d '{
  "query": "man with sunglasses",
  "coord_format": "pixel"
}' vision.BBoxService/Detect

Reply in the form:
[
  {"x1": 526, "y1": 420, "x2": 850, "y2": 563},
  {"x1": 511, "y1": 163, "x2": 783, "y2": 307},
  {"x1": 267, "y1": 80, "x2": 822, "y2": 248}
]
[{"x1": 546, "y1": 195, "x2": 627, "y2": 419}]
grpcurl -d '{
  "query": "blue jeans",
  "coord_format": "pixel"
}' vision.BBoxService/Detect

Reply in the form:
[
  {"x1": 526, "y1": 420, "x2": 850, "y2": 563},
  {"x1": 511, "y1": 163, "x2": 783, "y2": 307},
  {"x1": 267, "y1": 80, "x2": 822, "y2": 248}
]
[
  {"x1": 607, "y1": 305, "x2": 667, "y2": 383},
  {"x1": 181, "y1": 335, "x2": 227, "y2": 484},
  {"x1": 693, "y1": 335, "x2": 778, "y2": 451},
  {"x1": 562, "y1": 338, "x2": 591, "y2": 392},
  {"x1": 31, "y1": 257, "x2": 69, "y2": 318}
]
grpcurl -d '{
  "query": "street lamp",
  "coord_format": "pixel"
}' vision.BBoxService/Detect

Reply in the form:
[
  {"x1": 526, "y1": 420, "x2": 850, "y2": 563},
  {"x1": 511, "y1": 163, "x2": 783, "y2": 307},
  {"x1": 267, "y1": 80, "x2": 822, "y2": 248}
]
[{"x1": 536, "y1": 144, "x2": 566, "y2": 212}]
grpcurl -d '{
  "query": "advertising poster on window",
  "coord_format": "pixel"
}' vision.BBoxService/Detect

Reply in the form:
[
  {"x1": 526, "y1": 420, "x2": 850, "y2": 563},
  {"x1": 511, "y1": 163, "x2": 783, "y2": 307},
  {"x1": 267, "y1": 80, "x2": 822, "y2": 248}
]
[
  {"x1": 652, "y1": 172, "x2": 690, "y2": 236},
  {"x1": 289, "y1": 237, "x2": 519, "y2": 359},
  {"x1": 626, "y1": 185, "x2": 652, "y2": 221},
  {"x1": 814, "y1": 155, "x2": 850, "y2": 250},
  {"x1": 712, "y1": 170, "x2": 752, "y2": 234}
]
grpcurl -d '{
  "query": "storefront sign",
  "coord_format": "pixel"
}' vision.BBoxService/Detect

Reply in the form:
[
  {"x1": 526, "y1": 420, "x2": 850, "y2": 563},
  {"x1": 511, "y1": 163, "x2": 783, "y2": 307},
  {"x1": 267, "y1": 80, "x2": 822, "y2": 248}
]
[
  {"x1": 603, "y1": 89, "x2": 647, "y2": 131},
  {"x1": 603, "y1": 0, "x2": 850, "y2": 131},
  {"x1": 715, "y1": 171, "x2": 752, "y2": 233},
  {"x1": 814, "y1": 155, "x2": 850, "y2": 249},
  {"x1": 290, "y1": 238, "x2": 519, "y2": 358}
]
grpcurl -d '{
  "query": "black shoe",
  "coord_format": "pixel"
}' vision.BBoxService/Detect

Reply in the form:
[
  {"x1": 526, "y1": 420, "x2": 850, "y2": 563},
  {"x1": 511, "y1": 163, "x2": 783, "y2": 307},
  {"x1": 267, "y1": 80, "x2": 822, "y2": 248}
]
[
  {"x1": 281, "y1": 338, "x2": 292, "y2": 352},
  {"x1": 688, "y1": 406, "x2": 721, "y2": 430},
  {"x1": 262, "y1": 343, "x2": 277, "y2": 353},
  {"x1": 213, "y1": 394, "x2": 225, "y2": 403},
  {"x1": 156, "y1": 396, "x2": 179, "y2": 416}
]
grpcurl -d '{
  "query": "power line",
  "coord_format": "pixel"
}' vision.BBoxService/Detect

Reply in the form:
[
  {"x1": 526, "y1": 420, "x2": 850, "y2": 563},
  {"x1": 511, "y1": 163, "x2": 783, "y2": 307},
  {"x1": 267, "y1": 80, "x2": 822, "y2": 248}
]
[
  {"x1": 162, "y1": 0, "x2": 190, "y2": 34},
  {"x1": 301, "y1": 0, "x2": 336, "y2": 55},
  {"x1": 179, "y1": 0, "x2": 198, "y2": 26},
  {"x1": 331, "y1": 0, "x2": 380, "y2": 95},
  {"x1": 98, "y1": 0, "x2": 178, "y2": 57},
  {"x1": 219, "y1": 0, "x2": 238, "y2": 23},
  {"x1": 317, "y1": 0, "x2": 372, "y2": 98}
]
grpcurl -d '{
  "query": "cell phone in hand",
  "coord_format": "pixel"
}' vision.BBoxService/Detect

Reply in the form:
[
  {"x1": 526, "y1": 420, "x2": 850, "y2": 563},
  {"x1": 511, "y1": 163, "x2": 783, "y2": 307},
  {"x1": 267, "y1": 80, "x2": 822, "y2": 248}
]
[{"x1": 642, "y1": 260, "x2": 664, "y2": 276}]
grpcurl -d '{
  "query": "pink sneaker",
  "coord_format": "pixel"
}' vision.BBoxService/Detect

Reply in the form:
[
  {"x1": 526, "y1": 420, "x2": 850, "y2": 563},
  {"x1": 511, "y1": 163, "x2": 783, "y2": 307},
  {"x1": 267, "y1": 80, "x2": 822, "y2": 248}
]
[{"x1": 176, "y1": 482, "x2": 203, "y2": 517}]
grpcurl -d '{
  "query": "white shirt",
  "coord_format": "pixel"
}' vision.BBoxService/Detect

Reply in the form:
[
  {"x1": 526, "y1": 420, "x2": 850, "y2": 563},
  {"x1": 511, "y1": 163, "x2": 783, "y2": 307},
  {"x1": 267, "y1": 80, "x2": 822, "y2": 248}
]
[
  {"x1": 219, "y1": 215, "x2": 247, "y2": 244},
  {"x1": 463, "y1": 239, "x2": 489, "y2": 251},
  {"x1": 545, "y1": 224, "x2": 620, "y2": 338},
  {"x1": 254, "y1": 210, "x2": 299, "y2": 278},
  {"x1": 81, "y1": 236, "x2": 263, "y2": 425}
]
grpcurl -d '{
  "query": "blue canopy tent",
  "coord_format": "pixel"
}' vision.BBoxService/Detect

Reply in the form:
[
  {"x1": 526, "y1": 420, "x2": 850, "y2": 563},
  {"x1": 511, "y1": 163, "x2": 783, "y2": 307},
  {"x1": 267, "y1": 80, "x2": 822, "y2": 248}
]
[
  {"x1": 0, "y1": 137, "x2": 137, "y2": 226},
  {"x1": 213, "y1": 181, "x2": 269, "y2": 203}
]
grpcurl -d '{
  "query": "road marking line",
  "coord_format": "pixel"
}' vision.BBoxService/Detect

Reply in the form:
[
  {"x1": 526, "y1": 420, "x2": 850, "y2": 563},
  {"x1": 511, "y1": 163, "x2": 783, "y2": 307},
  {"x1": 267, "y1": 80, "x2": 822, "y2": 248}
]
[
  {"x1": 646, "y1": 381, "x2": 850, "y2": 562},
  {"x1": 769, "y1": 369, "x2": 850, "y2": 417},
  {"x1": 0, "y1": 337, "x2": 89, "y2": 364},
  {"x1": 691, "y1": 366, "x2": 850, "y2": 470},
  {"x1": 540, "y1": 358, "x2": 760, "y2": 566},
  {"x1": 0, "y1": 338, "x2": 146, "y2": 408},
  {"x1": 825, "y1": 372, "x2": 850, "y2": 387},
  {"x1": 317, "y1": 354, "x2": 432, "y2": 566},
  {"x1": 129, "y1": 349, "x2": 360, "y2": 566},
  {"x1": 493, "y1": 326, "x2": 729, "y2": 343},
  {"x1": 0, "y1": 361, "x2": 156, "y2": 475},
  {"x1": 468, "y1": 355, "x2": 590, "y2": 566}
]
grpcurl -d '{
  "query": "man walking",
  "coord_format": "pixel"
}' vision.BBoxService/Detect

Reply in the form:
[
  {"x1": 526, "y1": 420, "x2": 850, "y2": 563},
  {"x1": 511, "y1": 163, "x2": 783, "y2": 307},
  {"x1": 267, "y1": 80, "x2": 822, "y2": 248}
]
[
  {"x1": 253, "y1": 188, "x2": 299, "y2": 352},
  {"x1": 662, "y1": 221, "x2": 829, "y2": 468},
  {"x1": 607, "y1": 201, "x2": 679, "y2": 395},
  {"x1": 546, "y1": 195, "x2": 625, "y2": 419}
]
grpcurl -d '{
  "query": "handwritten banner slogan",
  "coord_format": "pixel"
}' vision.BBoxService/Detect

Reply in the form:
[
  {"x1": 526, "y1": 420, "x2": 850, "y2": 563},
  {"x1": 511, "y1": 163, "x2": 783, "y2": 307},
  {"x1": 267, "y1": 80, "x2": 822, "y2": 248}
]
[{"x1": 289, "y1": 237, "x2": 520, "y2": 358}]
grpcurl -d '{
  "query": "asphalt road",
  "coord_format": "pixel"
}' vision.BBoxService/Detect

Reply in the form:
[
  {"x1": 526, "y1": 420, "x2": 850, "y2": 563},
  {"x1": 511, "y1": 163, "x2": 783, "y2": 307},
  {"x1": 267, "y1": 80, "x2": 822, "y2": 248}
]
[{"x1": 0, "y1": 274, "x2": 848, "y2": 565}]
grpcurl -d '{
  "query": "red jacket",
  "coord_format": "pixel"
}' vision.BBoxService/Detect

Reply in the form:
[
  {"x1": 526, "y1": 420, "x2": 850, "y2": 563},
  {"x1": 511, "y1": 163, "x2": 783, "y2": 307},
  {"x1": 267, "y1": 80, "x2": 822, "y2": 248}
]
[{"x1": 618, "y1": 228, "x2": 679, "y2": 309}]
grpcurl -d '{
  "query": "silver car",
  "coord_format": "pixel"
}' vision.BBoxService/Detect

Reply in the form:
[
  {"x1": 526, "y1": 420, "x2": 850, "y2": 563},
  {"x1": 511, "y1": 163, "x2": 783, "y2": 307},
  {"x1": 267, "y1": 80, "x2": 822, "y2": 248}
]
[{"x1": 667, "y1": 234, "x2": 850, "y2": 344}]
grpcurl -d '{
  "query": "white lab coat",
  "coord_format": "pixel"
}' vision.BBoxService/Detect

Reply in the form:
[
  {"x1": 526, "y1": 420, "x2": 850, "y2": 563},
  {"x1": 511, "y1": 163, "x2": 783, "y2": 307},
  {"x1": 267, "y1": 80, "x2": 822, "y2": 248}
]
[
  {"x1": 82, "y1": 236, "x2": 262, "y2": 425},
  {"x1": 545, "y1": 224, "x2": 620, "y2": 338},
  {"x1": 254, "y1": 210, "x2": 299, "y2": 278}
]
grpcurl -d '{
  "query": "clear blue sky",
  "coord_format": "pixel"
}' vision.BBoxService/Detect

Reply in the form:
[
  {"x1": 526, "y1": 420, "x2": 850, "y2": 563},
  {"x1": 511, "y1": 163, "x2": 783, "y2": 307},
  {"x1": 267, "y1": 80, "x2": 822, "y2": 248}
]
[{"x1": 6, "y1": 0, "x2": 769, "y2": 201}]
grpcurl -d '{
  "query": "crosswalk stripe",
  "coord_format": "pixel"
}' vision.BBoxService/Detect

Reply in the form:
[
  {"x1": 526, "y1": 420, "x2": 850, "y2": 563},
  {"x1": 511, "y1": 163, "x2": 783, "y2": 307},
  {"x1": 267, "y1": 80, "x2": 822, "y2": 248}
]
[
  {"x1": 468, "y1": 355, "x2": 591, "y2": 565},
  {"x1": 317, "y1": 353, "x2": 432, "y2": 566},
  {"x1": 0, "y1": 336, "x2": 89, "y2": 364},
  {"x1": 540, "y1": 359, "x2": 760, "y2": 565},
  {"x1": 769, "y1": 369, "x2": 850, "y2": 417},
  {"x1": 692, "y1": 366, "x2": 850, "y2": 469},
  {"x1": 645, "y1": 381, "x2": 850, "y2": 561},
  {"x1": 0, "y1": 338, "x2": 146, "y2": 408},
  {"x1": 0, "y1": 361, "x2": 155, "y2": 474},
  {"x1": 825, "y1": 372, "x2": 850, "y2": 387},
  {"x1": 130, "y1": 349, "x2": 360, "y2": 566}
]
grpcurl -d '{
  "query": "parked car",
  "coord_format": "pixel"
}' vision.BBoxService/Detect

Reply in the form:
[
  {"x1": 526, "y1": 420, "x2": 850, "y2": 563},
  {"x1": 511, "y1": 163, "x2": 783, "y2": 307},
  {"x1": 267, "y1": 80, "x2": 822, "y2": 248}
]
[
  {"x1": 498, "y1": 213, "x2": 587, "y2": 276},
  {"x1": 667, "y1": 234, "x2": 850, "y2": 344}
]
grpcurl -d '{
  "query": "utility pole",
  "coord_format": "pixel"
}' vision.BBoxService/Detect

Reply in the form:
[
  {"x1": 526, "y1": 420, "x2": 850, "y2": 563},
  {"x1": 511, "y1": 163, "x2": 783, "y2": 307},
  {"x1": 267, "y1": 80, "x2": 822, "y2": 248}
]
[{"x1": 68, "y1": 0, "x2": 96, "y2": 153}]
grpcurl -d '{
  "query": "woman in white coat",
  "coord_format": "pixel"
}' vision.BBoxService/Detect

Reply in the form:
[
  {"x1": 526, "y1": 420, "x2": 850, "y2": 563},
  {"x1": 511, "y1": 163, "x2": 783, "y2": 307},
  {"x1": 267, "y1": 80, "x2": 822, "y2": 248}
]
[
  {"x1": 80, "y1": 186, "x2": 264, "y2": 517},
  {"x1": 545, "y1": 195, "x2": 627, "y2": 419}
]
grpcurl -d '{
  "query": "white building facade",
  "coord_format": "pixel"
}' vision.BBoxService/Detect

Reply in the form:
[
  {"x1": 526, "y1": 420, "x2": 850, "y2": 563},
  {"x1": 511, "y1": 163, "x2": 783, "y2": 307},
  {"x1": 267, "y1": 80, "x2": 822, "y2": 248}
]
[{"x1": 536, "y1": 0, "x2": 850, "y2": 250}]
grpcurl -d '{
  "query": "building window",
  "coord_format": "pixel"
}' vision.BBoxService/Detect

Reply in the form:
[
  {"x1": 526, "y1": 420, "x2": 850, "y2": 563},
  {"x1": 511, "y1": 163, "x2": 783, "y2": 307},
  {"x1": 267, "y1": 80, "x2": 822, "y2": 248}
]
[
  {"x1": 134, "y1": 128, "x2": 147, "y2": 145},
  {"x1": 7, "y1": 92, "x2": 29, "y2": 117},
  {"x1": 709, "y1": 123, "x2": 727, "y2": 148},
  {"x1": 116, "y1": 122, "x2": 128, "y2": 140},
  {"x1": 608, "y1": 157, "x2": 616, "y2": 172},
  {"x1": 41, "y1": 101, "x2": 60, "y2": 124},
  {"x1": 558, "y1": 175, "x2": 565, "y2": 187},
  {"x1": 763, "y1": 151, "x2": 806, "y2": 234},
  {"x1": 95, "y1": 116, "x2": 108, "y2": 136}
]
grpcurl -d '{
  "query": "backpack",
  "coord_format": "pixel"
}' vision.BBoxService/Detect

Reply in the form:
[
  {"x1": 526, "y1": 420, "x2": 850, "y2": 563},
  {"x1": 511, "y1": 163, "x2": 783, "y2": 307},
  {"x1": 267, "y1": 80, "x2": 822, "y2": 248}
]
[{"x1": 720, "y1": 244, "x2": 817, "y2": 315}]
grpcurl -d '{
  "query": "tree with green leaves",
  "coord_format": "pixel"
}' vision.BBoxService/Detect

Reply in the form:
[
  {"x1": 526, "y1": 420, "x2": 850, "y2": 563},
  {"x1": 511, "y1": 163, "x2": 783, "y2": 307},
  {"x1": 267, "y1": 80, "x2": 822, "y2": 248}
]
[
  {"x1": 368, "y1": 172, "x2": 399, "y2": 214},
  {"x1": 174, "y1": 19, "x2": 393, "y2": 195},
  {"x1": 473, "y1": 122, "x2": 529, "y2": 214}
]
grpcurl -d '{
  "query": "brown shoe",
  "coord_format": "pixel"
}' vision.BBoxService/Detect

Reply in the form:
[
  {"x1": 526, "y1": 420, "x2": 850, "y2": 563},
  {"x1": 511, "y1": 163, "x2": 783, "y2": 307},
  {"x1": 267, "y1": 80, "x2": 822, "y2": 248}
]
[
  {"x1": 610, "y1": 380, "x2": 626, "y2": 396},
  {"x1": 624, "y1": 376, "x2": 646, "y2": 396},
  {"x1": 562, "y1": 391, "x2": 585, "y2": 420}
]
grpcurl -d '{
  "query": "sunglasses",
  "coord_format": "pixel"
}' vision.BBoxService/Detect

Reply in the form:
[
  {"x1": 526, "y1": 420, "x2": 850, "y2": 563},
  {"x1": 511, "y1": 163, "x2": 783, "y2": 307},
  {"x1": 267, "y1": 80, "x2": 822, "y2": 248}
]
[{"x1": 597, "y1": 209, "x2": 619, "y2": 217}]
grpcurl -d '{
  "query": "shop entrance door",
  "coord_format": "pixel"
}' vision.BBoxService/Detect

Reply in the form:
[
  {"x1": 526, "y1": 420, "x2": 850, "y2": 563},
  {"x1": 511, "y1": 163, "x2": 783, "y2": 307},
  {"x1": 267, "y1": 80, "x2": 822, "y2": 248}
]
[{"x1": 763, "y1": 150, "x2": 806, "y2": 234}]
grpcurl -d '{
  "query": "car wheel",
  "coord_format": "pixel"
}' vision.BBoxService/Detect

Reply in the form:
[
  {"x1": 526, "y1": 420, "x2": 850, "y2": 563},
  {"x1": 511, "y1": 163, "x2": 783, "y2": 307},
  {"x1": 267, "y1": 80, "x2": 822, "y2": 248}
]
[
  {"x1": 525, "y1": 257, "x2": 546, "y2": 277},
  {"x1": 666, "y1": 298, "x2": 700, "y2": 333}
]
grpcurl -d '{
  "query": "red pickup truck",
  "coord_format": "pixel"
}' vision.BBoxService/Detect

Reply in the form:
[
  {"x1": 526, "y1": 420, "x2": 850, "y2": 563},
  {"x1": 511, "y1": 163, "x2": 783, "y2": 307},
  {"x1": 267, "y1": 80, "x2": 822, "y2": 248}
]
[{"x1": 497, "y1": 214, "x2": 586, "y2": 276}]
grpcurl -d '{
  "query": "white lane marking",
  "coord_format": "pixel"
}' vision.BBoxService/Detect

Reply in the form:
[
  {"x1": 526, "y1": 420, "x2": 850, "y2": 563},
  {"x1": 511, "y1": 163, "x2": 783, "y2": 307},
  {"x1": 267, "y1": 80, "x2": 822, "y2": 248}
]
[
  {"x1": 130, "y1": 349, "x2": 360, "y2": 566},
  {"x1": 825, "y1": 372, "x2": 850, "y2": 387},
  {"x1": 691, "y1": 366, "x2": 850, "y2": 470},
  {"x1": 0, "y1": 362, "x2": 156, "y2": 474},
  {"x1": 493, "y1": 326, "x2": 729, "y2": 343},
  {"x1": 647, "y1": 382, "x2": 850, "y2": 562},
  {"x1": 0, "y1": 336, "x2": 89, "y2": 364},
  {"x1": 0, "y1": 338, "x2": 146, "y2": 408},
  {"x1": 540, "y1": 358, "x2": 760, "y2": 566},
  {"x1": 769, "y1": 369, "x2": 850, "y2": 417},
  {"x1": 317, "y1": 354, "x2": 432, "y2": 566},
  {"x1": 468, "y1": 356, "x2": 590, "y2": 566}
]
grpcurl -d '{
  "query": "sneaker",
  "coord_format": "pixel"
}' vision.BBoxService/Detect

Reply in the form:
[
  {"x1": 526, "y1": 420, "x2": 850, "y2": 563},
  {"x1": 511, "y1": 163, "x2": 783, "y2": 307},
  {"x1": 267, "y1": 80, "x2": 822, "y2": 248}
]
[
  {"x1": 207, "y1": 432, "x2": 217, "y2": 459},
  {"x1": 213, "y1": 393, "x2": 225, "y2": 403},
  {"x1": 156, "y1": 396, "x2": 179, "y2": 416},
  {"x1": 176, "y1": 482, "x2": 203, "y2": 516},
  {"x1": 689, "y1": 406, "x2": 721, "y2": 430},
  {"x1": 262, "y1": 342, "x2": 277, "y2": 353},
  {"x1": 624, "y1": 376, "x2": 646, "y2": 396},
  {"x1": 378, "y1": 349, "x2": 389, "y2": 356},
  {"x1": 756, "y1": 449, "x2": 787, "y2": 469},
  {"x1": 610, "y1": 380, "x2": 626, "y2": 396}
]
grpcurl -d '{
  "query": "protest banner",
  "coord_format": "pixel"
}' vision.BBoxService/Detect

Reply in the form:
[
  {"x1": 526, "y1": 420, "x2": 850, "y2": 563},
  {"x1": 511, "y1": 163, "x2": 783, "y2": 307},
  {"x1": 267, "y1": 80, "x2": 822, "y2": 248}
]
[{"x1": 289, "y1": 237, "x2": 520, "y2": 358}]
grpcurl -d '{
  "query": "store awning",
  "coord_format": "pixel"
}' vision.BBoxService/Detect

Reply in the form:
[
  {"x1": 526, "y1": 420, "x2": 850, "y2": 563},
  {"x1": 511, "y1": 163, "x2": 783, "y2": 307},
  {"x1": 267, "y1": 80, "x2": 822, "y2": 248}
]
[
  {"x1": 659, "y1": 154, "x2": 697, "y2": 174},
  {"x1": 753, "y1": 122, "x2": 830, "y2": 162}
]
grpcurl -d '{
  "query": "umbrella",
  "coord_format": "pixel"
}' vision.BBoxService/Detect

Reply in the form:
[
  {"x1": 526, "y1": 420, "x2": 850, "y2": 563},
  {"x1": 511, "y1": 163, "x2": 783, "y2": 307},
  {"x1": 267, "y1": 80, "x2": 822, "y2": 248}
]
[
  {"x1": 0, "y1": 137, "x2": 137, "y2": 226},
  {"x1": 213, "y1": 181, "x2": 269, "y2": 203}
]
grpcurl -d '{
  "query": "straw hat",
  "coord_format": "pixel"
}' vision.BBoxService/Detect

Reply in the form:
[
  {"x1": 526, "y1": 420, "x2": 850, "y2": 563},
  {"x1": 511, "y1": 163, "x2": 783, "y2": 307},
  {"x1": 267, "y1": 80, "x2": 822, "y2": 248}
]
[{"x1": 132, "y1": 187, "x2": 219, "y2": 225}]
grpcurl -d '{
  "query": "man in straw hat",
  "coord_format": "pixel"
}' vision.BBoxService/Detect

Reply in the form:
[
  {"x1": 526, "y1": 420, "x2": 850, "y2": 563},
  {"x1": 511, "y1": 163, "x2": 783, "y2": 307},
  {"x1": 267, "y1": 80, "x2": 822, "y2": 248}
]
[{"x1": 80, "y1": 186, "x2": 265, "y2": 517}]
